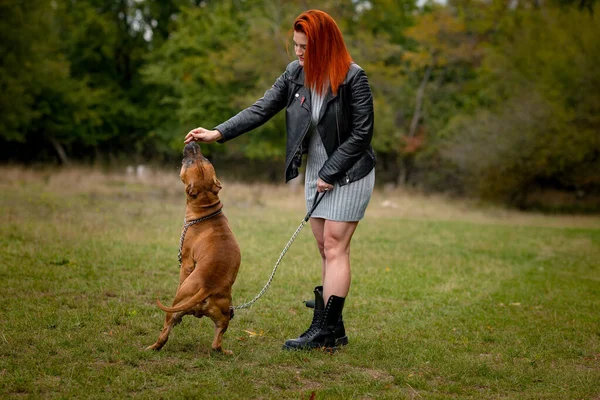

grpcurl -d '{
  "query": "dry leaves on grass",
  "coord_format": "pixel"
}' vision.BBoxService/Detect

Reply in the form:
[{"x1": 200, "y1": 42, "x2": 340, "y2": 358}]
[{"x1": 242, "y1": 329, "x2": 264, "y2": 338}]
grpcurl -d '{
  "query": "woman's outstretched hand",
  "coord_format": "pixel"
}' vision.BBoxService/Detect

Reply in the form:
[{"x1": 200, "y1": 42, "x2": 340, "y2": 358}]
[{"x1": 184, "y1": 128, "x2": 223, "y2": 144}]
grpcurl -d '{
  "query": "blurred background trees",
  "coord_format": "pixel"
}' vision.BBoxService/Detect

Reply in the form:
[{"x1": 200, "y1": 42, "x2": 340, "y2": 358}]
[{"x1": 1, "y1": 0, "x2": 598, "y2": 209}]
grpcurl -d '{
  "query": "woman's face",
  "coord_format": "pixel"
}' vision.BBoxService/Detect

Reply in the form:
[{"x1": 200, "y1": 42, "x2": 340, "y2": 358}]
[{"x1": 293, "y1": 31, "x2": 307, "y2": 66}]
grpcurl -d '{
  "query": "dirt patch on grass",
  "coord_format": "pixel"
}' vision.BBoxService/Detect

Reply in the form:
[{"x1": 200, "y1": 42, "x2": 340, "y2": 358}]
[{"x1": 351, "y1": 366, "x2": 395, "y2": 383}]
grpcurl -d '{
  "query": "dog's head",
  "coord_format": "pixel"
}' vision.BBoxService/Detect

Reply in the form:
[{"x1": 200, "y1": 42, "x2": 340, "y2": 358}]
[{"x1": 180, "y1": 143, "x2": 222, "y2": 205}]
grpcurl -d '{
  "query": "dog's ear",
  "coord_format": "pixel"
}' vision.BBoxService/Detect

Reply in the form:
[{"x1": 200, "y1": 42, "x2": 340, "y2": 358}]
[
  {"x1": 212, "y1": 176, "x2": 222, "y2": 195},
  {"x1": 186, "y1": 182, "x2": 199, "y2": 197}
]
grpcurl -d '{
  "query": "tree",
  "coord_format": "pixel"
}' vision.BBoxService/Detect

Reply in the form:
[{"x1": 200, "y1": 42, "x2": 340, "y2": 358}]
[
  {"x1": 442, "y1": 5, "x2": 600, "y2": 206},
  {"x1": 397, "y1": 5, "x2": 481, "y2": 185},
  {"x1": 0, "y1": 0, "x2": 104, "y2": 163}
]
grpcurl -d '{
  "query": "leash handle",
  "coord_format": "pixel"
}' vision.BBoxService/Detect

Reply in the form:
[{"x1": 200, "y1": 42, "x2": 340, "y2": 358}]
[{"x1": 304, "y1": 190, "x2": 328, "y2": 222}]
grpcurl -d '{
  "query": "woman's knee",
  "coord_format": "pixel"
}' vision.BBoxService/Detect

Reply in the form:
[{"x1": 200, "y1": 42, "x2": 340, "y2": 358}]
[
  {"x1": 316, "y1": 241, "x2": 326, "y2": 260},
  {"x1": 312, "y1": 234, "x2": 326, "y2": 259},
  {"x1": 323, "y1": 235, "x2": 350, "y2": 261}
]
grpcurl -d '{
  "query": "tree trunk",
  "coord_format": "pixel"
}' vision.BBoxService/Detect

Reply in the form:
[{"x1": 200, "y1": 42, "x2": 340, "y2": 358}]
[
  {"x1": 398, "y1": 64, "x2": 433, "y2": 186},
  {"x1": 408, "y1": 64, "x2": 433, "y2": 139},
  {"x1": 49, "y1": 136, "x2": 69, "y2": 165},
  {"x1": 397, "y1": 154, "x2": 415, "y2": 187}
]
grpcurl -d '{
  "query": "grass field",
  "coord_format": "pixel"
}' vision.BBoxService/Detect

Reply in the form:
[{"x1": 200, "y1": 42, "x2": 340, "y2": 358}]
[{"x1": 1, "y1": 165, "x2": 599, "y2": 399}]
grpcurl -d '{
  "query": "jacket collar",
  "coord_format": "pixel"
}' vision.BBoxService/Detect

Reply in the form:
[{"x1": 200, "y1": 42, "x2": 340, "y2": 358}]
[
  {"x1": 290, "y1": 62, "x2": 305, "y2": 85},
  {"x1": 289, "y1": 62, "x2": 360, "y2": 123},
  {"x1": 290, "y1": 65, "x2": 338, "y2": 103},
  {"x1": 290, "y1": 61, "x2": 359, "y2": 88}
]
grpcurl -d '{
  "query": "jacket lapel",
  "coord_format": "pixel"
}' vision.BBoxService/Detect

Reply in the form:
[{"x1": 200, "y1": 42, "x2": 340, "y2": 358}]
[
  {"x1": 291, "y1": 67, "x2": 312, "y2": 111},
  {"x1": 292, "y1": 63, "x2": 357, "y2": 124},
  {"x1": 316, "y1": 89, "x2": 337, "y2": 125},
  {"x1": 316, "y1": 64, "x2": 356, "y2": 123}
]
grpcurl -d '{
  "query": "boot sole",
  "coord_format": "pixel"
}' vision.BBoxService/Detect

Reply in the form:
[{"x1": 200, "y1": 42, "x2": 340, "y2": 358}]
[
  {"x1": 282, "y1": 344, "x2": 341, "y2": 352},
  {"x1": 335, "y1": 336, "x2": 349, "y2": 346},
  {"x1": 282, "y1": 336, "x2": 348, "y2": 351}
]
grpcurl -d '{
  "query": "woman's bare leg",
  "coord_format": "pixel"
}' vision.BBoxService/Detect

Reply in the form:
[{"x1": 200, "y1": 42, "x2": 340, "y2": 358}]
[
  {"x1": 310, "y1": 218, "x2": 358, "y2": 303},
  {"x1": 309, "y1": 218, "x2": 326, "y2": 281}
]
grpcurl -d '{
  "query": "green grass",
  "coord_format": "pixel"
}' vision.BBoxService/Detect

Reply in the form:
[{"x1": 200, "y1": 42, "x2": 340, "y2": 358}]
[{"x1": 1, "y1": 166, "x2": 599, "y2": 399}]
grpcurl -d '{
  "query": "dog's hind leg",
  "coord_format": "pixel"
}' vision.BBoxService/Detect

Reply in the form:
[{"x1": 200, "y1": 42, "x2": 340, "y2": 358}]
[
  {"x1": 206, "y1": 296, "x2": 233, "y2": 355},
  {"x1": 146, "y1": 311, "x2": 183, "y2": 351}
]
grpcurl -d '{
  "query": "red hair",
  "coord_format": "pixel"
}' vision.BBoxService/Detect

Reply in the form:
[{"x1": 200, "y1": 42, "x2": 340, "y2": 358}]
[{"x1": 293, "y1": 10, "x2": 352, "y2": 96}]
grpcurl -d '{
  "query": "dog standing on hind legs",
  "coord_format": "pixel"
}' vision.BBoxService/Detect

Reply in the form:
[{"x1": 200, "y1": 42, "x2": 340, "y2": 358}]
[{"x1": 146, "y1": 143, "x2": 241, "y2": 355}]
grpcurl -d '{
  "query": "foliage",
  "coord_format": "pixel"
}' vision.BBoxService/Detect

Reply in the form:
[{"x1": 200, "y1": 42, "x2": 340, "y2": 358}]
[
  {"x1": 442, "y1": 7, "x2": 600, "y2": 206},
  {"x1": 0, "y1": 1, "x2": 101, "y2": 161},
  {"x1": 0, "y1": 0, "x2": 598, "y2": 207}
]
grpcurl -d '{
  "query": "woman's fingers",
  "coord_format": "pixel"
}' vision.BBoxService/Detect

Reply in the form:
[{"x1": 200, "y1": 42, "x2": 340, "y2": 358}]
[
  {"x1": 184, "y1": 128, "x2": 206, "y2": 144},
  {"x1": 316, "y1": 178, "x2": 333, "y2": 193},
  {"x1": 184, "y1": 128, "x2": 222, "y2": 144},
  {"x1": 184, "y1": 130, "x2": 197, "y2": 143}
]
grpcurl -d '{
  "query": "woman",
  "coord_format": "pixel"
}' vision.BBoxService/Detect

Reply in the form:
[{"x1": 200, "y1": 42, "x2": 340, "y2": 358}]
[{"x1": 184, "y1": 9, "x2": 375, "y2": 350}]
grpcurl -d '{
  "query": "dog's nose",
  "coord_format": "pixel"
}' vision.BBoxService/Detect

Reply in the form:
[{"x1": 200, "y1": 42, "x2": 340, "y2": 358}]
[{"x1": 183, "y1": 142, "x2": 201, "y2": 158}]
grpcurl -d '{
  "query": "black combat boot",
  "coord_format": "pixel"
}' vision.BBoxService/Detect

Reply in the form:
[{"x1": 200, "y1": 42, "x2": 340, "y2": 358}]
[
  {"x1": 303, "y1": 286, "x2": 348, "y2": 346},
  {"x1": 283, "y1": 294, "x2": 346, "y2": 350},
  {"x1": 282, "y1": 287, "x2": 325, "y2": 350}
]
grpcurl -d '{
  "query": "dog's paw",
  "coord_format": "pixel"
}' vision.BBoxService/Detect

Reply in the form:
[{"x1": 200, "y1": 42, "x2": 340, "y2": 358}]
[
  {"x1": 145, "y1": 343, "x2": 162, "y2": 351},
  {"x1": 212, "y1": 347, "x2": 234, "y2": 356}
]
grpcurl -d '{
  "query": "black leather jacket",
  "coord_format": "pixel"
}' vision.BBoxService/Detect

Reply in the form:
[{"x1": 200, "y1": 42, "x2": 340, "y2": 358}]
[{"x1": 215, "y1": 60, "x2": 376, "y2": 186}]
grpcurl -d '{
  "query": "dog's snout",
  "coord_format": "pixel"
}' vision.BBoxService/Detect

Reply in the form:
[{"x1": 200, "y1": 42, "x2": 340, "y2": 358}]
[{"x1": 183, "y1": 142, "x2": 201, "y2": 158}]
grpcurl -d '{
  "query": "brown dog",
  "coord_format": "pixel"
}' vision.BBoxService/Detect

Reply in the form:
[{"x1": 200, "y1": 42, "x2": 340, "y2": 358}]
[{"x1": 146, "y1": 143, "x2": 241, "y2": 354}]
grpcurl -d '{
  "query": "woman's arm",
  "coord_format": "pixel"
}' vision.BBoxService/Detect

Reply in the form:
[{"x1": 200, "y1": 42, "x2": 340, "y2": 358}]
[{"x1": 214, "y1": 67, "x2": 291, "y2": 143}]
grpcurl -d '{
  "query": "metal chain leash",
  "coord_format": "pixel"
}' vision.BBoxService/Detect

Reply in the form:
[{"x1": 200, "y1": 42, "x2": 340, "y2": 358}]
[
  {"x1": 232, "y1": 191, "x2": 327, "y2": 310},
  {"x1": 232, "y1": 190, "x2": 327, "y2": 310},
  {"x1": 233, "y1": 217, "x2": 307, "y2": 309},
  {"x1": 176, "y1": 191, "x2": 327, "y2": 310}
]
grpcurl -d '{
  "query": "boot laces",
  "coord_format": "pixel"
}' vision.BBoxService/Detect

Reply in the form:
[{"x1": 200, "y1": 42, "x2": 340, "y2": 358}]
[{"x1": 300, "y1": 310, "x2": 324, "y2": 337}]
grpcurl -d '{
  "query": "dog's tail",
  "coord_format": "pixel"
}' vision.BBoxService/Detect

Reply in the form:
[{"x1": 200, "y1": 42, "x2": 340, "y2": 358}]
[{"x1": 156, "y1": 288, "x2": 210, "y2": 313}]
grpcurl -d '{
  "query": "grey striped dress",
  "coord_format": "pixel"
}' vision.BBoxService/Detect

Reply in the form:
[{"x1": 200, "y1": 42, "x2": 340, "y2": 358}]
[{"x1": 304, "y1": 126, "x2": 375, "y2": 221}]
